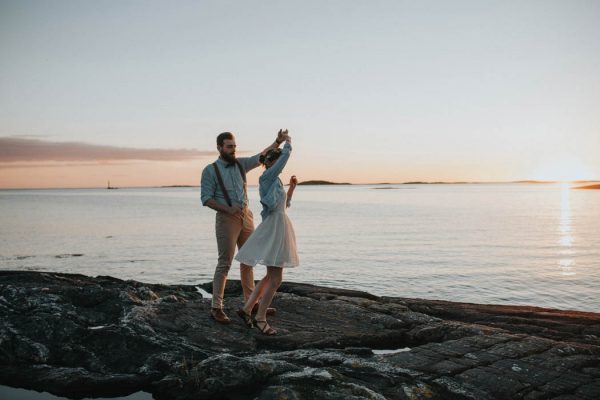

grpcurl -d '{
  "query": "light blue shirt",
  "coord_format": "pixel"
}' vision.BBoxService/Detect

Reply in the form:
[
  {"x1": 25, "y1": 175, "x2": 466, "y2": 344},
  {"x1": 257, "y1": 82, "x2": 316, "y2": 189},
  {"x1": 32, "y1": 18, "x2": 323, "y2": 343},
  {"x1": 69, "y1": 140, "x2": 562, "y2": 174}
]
[
  {"x1": 200, "y1": 154, "x2": 261, "y2": 208},
  {"x1": 259, "y1": 142, "x2": 292, "y2": 220}
]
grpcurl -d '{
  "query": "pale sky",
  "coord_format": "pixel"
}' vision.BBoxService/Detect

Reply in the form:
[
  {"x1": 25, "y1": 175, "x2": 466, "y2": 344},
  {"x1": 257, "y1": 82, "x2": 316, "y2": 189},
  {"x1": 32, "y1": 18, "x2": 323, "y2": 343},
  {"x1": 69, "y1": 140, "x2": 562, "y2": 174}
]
[{"x1": 1, "y1": 0, "x2": 599, "y2": 188}]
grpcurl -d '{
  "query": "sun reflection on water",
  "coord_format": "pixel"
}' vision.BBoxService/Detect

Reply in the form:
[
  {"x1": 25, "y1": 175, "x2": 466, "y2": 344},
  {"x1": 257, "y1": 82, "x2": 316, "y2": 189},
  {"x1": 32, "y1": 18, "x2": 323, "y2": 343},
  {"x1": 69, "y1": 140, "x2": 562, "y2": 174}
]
[{"x1": 558, "y1": 183, "x2": 575, "y2": 275}]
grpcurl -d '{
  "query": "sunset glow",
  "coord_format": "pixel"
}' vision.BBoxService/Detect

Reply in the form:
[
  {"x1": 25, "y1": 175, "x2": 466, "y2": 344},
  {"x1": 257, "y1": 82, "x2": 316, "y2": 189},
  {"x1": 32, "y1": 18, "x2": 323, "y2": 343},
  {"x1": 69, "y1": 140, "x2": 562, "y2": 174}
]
[
  {"x1": 531, "y1": 158, "x2": 594, "y2": 182},
  {"x1": 1, "y1": 1, "x2": 599, "y2": 188}
]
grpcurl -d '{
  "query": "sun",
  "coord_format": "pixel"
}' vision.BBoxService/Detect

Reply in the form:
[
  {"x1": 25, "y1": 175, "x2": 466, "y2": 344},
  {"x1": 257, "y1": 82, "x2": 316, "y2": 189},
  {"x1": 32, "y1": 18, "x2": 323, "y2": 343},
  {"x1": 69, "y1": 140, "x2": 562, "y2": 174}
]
[{"x1": 531, "y1": 157, "x2": 593, "y2": 182}]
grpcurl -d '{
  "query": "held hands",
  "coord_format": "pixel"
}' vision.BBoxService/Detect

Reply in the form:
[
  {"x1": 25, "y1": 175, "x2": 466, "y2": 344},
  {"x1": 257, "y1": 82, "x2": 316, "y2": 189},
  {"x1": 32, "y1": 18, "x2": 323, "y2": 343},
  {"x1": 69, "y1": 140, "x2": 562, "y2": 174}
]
[
  {"x1": 276, "y1": 129, "x2": 289, "y2": 144},
  {"x1": 289, "y1": 175, "x2": 298, "y2": 188}
]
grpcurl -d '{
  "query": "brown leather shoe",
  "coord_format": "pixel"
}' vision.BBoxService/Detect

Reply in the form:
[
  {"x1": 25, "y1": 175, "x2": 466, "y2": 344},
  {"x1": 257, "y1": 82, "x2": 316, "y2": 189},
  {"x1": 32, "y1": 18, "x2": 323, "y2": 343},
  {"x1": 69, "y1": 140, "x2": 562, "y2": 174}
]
[
  {"x1": 210, "y1": 308, "x2": 231, "y2": 324},
  {"x1": 251, "y1": 303, "x2": 276, "y2": 316}
]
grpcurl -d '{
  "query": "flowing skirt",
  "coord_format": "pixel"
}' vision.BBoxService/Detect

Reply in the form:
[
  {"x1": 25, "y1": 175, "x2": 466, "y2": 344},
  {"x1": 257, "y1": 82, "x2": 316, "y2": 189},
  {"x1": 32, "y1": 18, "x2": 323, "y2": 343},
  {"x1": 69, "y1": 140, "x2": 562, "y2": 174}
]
[{"x1": 235, "y1": 210, "x2": 299, "y2": 268}]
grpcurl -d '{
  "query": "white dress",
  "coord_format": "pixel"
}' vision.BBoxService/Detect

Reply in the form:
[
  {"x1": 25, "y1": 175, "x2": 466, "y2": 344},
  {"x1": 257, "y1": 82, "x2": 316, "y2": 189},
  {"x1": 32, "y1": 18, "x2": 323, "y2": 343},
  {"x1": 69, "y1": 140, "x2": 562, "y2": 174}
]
[{"x1": 235, "y1": 190, "x2": 299, "y2": 268}]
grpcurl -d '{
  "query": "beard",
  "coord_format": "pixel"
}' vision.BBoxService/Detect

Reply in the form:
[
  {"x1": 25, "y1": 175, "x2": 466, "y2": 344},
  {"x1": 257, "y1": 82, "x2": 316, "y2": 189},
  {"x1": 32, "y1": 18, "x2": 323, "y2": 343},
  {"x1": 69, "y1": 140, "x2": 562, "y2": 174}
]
[{"x1": 220, "y1": 151, "x2": 236, "y2": 163}]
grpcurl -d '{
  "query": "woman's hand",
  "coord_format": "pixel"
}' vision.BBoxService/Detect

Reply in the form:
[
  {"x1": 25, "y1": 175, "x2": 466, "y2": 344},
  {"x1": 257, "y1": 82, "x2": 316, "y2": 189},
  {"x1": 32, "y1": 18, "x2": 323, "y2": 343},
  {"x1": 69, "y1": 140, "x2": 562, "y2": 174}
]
[
  {"x1": 276, "y1": 129, "x2": 289, "y2": 144},
  {"x1": 289, "y1": 175, "x2": 298, "y2": 188}
]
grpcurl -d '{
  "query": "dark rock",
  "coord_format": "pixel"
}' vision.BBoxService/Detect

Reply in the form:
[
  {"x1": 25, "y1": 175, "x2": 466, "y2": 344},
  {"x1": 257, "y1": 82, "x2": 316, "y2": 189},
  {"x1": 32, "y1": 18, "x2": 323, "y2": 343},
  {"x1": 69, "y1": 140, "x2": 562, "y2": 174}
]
[{"x1": 1, "y1": 270, "x2": 600, "y2": 399}]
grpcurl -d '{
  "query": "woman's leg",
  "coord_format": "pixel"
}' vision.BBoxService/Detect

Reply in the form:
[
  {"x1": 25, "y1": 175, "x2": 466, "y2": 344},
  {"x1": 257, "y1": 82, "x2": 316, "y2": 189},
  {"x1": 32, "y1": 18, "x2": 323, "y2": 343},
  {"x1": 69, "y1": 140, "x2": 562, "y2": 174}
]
[
  {"x1": 243, "y1": 274, "x2": 270, "y2": 315},
  {"x1": 255, "y1": 267, "x2": 283, "y2": 322}
]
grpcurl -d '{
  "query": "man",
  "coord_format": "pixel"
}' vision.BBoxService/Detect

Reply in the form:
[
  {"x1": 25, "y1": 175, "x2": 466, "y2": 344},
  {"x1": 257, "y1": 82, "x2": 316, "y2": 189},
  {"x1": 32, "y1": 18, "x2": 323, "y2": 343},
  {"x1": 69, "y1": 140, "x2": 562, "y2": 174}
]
[{"x1": 201, "y1": 130, "x2": 286, "y2": 323}]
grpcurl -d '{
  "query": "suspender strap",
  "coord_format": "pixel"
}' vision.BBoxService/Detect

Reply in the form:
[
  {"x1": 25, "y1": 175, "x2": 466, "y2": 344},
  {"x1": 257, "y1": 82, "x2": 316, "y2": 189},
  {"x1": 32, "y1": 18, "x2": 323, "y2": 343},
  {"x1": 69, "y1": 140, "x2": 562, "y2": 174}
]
[
  {"x1": 212, "y1": 160, "x2": 247, "y2": 207},
  {"x1": 235, "y1": 160, "x2": 249, "y2": 201},
  {"x1": 235, "y1": 160, "x2": 246, "y2": 183},
  {"x1": 212, "y1": 162, "x2": 232, "y2": 207}
]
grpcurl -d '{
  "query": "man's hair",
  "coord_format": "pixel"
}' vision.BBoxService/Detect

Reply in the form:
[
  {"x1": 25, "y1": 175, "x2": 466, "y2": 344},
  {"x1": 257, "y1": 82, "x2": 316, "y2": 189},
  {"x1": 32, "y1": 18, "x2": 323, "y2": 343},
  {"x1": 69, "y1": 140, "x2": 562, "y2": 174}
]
[{"x1": 217, "y1": 132, "x2": 234, "y2": 147}]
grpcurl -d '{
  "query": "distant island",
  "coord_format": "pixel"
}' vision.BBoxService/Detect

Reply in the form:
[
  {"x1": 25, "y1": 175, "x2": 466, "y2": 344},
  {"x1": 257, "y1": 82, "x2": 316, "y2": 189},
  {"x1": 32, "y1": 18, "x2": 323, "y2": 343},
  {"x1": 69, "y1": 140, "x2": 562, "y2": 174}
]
[
  {"x1": 298, "y1": 180, "x2": 351, "y2": 185},
  {"x1": 112, "y1": 180, "x2": 600, "y2": 190},
  {"x1": 402, "y1": 181, "x2": 469, "y2": 185},
  {"x1": 512, "y1": 180, "x2": 557, "y2": 184},
  {"x1": 574, "y1": 184, "x2": 600, "y2": 190}
]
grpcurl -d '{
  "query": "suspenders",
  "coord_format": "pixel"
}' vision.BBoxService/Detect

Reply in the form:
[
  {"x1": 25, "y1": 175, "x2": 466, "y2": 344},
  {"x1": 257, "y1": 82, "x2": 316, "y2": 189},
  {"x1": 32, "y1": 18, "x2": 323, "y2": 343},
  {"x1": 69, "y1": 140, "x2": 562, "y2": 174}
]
[{"x1": 212, "y1": 160, "x2": 247, "y2": 207}]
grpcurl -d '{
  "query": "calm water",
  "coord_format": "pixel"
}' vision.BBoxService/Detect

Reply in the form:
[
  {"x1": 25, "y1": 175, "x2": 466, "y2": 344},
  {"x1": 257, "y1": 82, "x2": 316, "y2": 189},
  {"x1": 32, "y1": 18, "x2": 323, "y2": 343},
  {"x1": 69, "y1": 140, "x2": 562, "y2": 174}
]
[{"x1": 1, "y1": 184, "x2": 599, "y2": 312}]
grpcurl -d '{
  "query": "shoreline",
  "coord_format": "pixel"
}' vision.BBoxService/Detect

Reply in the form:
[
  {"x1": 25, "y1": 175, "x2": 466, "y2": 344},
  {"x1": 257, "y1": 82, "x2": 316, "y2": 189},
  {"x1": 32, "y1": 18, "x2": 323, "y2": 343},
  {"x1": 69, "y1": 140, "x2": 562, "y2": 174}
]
[
  {"x1": 0, "y1": 266, "x2": 596, "y2": 313},
  {"x1": 1, "y1": 270, "x2": 599, "y2": 399}
]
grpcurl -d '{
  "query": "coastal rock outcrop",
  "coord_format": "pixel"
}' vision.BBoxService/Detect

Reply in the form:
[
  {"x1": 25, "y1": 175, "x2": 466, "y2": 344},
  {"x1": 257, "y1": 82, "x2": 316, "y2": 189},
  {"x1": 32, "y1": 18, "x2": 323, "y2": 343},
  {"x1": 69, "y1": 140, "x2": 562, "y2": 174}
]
[{"x1": 1, "y1": 271, "x2": 599, "y2": 399}]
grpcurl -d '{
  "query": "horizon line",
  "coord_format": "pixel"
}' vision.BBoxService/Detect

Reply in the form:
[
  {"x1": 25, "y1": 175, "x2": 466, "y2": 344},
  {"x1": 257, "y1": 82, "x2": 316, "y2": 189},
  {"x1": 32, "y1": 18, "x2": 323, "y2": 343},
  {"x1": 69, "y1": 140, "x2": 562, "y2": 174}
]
[{"x1": 2, "y1": 179, "x2": 600, "y2": 190}]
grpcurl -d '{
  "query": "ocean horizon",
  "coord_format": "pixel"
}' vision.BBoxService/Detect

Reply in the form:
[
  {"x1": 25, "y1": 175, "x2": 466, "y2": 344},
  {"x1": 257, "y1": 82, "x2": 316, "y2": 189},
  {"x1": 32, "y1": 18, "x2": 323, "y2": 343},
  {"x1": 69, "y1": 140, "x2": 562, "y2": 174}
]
[
  {"x1": 1, "y1": 183, "x2": 599, "y2": 312},
  {"x1": 3, "y1": 179, "x2": 600, "y2": 191}
]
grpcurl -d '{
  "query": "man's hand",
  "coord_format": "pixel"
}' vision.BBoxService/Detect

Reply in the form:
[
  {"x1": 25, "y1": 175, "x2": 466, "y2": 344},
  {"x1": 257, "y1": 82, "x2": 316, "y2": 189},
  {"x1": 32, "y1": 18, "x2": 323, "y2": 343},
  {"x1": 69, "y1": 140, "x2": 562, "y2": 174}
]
[
  {"x1": 204, "y1": 199, "x2": 243, "y2": 216},
  {"x1": 227, "y1": 205, "x2": 244, "y2": 217},
  {"x1": 289, "y1": 175, "x2": 298, "y2": 188},
  {"x1": 276, "y1": 129, "x2": 289, "y2": 144}
]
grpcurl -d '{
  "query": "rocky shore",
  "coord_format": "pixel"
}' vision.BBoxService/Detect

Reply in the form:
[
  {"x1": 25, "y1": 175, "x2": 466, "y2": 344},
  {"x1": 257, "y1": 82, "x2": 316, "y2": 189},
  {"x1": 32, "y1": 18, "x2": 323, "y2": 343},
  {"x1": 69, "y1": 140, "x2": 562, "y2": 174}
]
[{"x1": 1, "y1": 271, "x2": 599, "y2": 399}]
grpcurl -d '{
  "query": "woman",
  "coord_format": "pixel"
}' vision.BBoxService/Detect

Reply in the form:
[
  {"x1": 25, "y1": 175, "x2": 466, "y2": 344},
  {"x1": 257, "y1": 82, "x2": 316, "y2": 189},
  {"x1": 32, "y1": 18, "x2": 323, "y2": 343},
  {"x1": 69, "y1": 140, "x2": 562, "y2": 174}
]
[{"x1": 234, "y1": 131, "x2": 299, "y2": 335}]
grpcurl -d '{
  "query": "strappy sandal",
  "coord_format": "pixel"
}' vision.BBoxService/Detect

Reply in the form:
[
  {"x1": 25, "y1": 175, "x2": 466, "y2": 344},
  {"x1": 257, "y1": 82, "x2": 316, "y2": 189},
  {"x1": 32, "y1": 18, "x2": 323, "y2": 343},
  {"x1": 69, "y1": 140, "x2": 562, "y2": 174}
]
[
  {"x1": 253, "y1": 319, "x2": 277, "y2": 336},
  {"x1": 236, "y1": 309, "x2": 253, "y2": 328}
]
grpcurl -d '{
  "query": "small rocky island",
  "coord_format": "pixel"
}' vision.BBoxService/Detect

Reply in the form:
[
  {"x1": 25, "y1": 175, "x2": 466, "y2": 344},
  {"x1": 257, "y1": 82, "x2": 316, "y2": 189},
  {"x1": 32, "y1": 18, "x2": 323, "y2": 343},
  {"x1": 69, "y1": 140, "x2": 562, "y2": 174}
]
[
  {"x1": 1, "y1": 271, "x2": 599, "y2": 399},
  {"x1": 298, "y1": 180, "x2": 351, "y2": 185},
  {"x1": 574, "y1": 184, "x2": 600, "y2": 190}
]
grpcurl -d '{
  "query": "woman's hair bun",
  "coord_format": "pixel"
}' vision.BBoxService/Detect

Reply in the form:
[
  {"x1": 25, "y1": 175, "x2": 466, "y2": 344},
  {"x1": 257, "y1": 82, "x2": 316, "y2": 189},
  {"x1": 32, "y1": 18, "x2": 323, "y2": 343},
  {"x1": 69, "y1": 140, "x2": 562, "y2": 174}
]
[{"x1": 260, "y1": 148, "x2": 282, "y2": 166}]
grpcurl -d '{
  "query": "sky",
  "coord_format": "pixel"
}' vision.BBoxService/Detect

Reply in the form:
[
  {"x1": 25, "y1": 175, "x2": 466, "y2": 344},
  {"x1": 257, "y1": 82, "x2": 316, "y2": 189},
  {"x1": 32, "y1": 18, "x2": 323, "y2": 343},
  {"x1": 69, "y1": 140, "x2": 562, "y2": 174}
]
[{"x1": 1, "y1": 0, "x2": 599, "y2": 188}]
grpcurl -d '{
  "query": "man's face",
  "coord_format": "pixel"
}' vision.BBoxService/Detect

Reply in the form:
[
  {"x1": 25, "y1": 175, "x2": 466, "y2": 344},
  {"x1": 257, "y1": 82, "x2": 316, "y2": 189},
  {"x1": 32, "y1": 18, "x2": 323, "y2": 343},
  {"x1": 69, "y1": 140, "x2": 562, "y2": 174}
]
[{"x1": 218, "y1": 138, "x2": 236, "y2": 163}]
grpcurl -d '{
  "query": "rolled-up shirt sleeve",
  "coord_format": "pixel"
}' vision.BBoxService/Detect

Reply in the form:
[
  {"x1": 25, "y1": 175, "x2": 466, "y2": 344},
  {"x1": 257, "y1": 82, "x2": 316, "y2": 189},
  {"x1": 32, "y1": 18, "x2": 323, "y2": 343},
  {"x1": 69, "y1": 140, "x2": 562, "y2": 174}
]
[
  {"x1": 238, "y1": 153, "x2": 261, "y2": 172},
  {"x1": 200, "y1": 166, "x2": 216, "y2": 206}
]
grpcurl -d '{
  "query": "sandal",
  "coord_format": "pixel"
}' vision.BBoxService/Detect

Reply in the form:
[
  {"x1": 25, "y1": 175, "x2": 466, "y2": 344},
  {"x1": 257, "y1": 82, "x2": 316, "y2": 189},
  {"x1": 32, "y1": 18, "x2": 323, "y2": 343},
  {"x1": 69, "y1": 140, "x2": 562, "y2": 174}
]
[
  {"x1": 236, "y1": 309, "x2": 253, "y2": 328},
  {"x1": 253, "y1": 319, "x2": 277, "y2": 336}
]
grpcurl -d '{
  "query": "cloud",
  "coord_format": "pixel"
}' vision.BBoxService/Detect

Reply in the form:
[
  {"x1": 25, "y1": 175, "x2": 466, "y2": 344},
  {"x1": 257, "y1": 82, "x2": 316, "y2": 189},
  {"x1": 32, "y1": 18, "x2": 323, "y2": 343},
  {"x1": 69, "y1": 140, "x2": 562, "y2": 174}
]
[
  {"x1": 0, "y1": 162, "x2": 134, "y2": 169},
  {"x1": 0, "y1": 137, "x2": 214, "y2": 164}
]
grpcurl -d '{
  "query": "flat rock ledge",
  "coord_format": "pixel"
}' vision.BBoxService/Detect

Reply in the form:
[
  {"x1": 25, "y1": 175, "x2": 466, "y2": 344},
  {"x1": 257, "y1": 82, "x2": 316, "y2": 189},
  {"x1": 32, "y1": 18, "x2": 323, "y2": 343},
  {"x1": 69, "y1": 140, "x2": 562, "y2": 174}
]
[{"x1": 1, "y1": 271, "x2": 600, "y2": 400}]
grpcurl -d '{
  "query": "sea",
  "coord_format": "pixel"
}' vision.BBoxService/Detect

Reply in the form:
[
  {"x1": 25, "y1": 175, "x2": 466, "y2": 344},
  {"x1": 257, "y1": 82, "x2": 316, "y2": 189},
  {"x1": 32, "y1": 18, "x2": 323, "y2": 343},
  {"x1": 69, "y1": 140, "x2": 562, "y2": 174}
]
[{"x1": 1, "y1": 183, "x2": 599, "y2": 312}]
